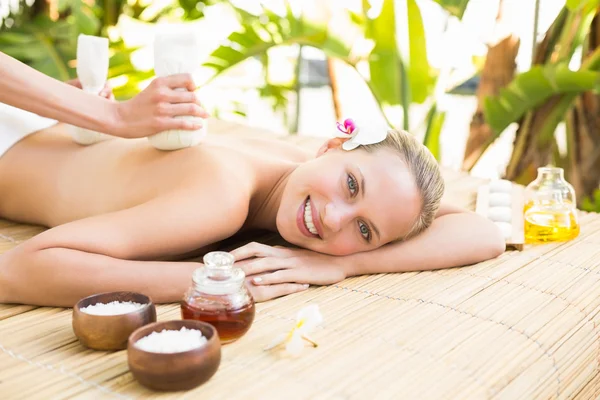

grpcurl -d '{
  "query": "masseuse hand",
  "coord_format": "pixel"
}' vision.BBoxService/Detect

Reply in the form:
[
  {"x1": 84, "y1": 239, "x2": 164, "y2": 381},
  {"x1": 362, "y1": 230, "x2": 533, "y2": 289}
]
[
  {"x1": 66, "y1": 78, "x2": 114, "y2": 100},
  {"x1": 113, "y1": 73, "x2": 209, "y2": 139},
  {"x1": 230, "y1": 242, "x2": 347, "y2": 302}
]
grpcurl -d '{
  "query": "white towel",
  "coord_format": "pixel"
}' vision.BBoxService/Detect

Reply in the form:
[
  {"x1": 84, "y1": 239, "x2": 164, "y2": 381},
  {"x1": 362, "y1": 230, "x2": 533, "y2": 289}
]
[
  {"x1": 0, "y1": 102, "x2": 58, "y2": 159},
  {"x1": 69, "y1": 34, "x2": 112, "y2": 145},
  {"x1": 147, "y1": 29, "x2": 207, "y2": 151}
]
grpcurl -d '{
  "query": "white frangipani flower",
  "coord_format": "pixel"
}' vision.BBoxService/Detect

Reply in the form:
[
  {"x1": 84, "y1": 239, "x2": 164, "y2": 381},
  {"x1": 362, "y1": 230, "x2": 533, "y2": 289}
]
[{"x1": 264, "y1": 304, "x2": 323, "y2": 356}]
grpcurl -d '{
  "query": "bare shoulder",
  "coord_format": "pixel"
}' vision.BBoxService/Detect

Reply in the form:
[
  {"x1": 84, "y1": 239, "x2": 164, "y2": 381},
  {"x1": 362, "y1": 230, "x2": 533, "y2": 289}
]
[
  {"x1": 435, "y1": 202, "x2": 471, "y2": 218},
  {"x1": 22, "y1": 157, "x2": 253, "y2": 261},
  {"x1": 24, "y1": 184, "x2": 251, "y2": 261}
]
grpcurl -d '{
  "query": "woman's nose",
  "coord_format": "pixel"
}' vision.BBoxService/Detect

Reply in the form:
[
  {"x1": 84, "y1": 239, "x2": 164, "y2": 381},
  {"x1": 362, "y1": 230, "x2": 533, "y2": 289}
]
[{"x1": 323, "y1": 202, "x2": 353, "y2": 233}]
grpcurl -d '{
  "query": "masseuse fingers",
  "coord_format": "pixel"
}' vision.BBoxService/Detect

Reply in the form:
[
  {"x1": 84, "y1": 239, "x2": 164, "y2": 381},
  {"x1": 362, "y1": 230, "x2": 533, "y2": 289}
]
[
  {"x1": 65, "y1": 78, "x2": 83, "y2": 89},
  {"x1": 163, "y1": 89, "x2": 199, "y2": 105},
  {"x1": 158, "y1": 102, "x2": 209, "y2": 119},
  {"x1": 100, "y1": 83, "x2": 113, "y2": 100},
  {"x1": 156, "y1": 116, "x2": 203, "y2": 132},
  {"x1": 161, "y1": 73, "x2": 196, "y2": 92}
]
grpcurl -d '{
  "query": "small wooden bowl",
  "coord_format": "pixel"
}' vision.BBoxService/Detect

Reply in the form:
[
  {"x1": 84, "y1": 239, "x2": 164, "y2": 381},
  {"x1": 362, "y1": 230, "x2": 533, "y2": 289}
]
[
  {"x1": 72, "y1": 292, "x2": 157, "y2": 351},
  {"x1": 127, "y1": 320, "x2": 221, "y2": 391}
]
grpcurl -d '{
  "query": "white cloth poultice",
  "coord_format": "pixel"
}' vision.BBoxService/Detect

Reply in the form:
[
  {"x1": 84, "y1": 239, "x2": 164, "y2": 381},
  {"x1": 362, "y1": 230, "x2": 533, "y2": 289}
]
[
  {"x1": 148, "y1": 29, "x2": 206, "y2": 151},
  {"x1": 69, "y1": 34, "x2": 112, "y2": 145}
]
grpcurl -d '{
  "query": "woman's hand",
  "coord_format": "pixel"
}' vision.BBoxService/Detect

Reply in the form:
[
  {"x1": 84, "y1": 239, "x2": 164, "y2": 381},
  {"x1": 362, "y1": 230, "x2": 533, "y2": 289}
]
[
  {"x1": 230, "y1": 242, "x2": 347, "y2": 302},
  {"x1": 65, "y1": 78, "x2": 114, "y2": 100},
  {"x1": 113, "y1": 73, "x2": 209, "y2": 139}
]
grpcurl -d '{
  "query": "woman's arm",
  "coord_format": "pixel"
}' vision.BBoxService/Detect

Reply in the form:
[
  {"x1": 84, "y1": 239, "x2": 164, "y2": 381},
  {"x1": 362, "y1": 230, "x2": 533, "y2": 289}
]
[
  {"x1": 0, "y1": 187, "x2": 247, "y2": 307},
  {"x1": 341, "y1": 203, "x2": 505, "y2": 277},
  {"x1": 231, "y1": 203, "x2": 505, "y2": 301},
  {"x1": 0, "y1": 52, "x2": 207, "y2": 138}
]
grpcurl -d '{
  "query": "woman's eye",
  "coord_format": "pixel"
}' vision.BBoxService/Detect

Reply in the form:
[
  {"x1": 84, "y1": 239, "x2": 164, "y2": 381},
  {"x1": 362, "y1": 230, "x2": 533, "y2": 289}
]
[
  {"x1": 347, "y1": 174, "x2": 358, "y2": 195},
  {"x1": 358, "y1": 221, "x2": 371, "y2": 241}
]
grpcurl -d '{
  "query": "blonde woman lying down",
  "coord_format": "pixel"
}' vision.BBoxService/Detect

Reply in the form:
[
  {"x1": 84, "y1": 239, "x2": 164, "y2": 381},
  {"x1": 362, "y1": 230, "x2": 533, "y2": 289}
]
[{"x1": 0, "y1": 105, "x2": 505, "y2": 307}]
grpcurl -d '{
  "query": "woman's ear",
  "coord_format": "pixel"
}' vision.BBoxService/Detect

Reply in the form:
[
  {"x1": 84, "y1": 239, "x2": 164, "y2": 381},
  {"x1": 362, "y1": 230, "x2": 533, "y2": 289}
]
[{"x1": 316, "y1": 137, "x2": 348, "y2": 157}]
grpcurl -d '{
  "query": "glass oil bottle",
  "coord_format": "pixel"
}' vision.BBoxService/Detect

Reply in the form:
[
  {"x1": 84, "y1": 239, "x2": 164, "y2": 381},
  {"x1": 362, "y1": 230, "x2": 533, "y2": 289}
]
[
  {"x1": 524, "y1": 166, "x2": 580, "y2": 243},
  {"x1": 181, "y1": 251, "x2": 255, "y2": 344}
]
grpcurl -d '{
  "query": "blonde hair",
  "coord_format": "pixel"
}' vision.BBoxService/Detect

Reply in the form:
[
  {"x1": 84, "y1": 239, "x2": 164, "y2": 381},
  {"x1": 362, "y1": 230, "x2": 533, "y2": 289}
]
[{"x1": 360, "y1": 129, "x2": 445, "y2": 240}]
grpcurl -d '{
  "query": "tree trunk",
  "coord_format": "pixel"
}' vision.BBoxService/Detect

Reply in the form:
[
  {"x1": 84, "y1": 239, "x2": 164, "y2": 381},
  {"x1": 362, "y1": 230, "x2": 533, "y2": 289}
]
[
  {"x1": 462, "y1": 0, "x2": 520, "y2": 171},
  {"x1": 327, "y1": 58, "x2": 343, "y2": 121},
  {"x1": 462, "y1": 36, "x2": 520, "y2": 170},
  {"x1": 504, "y1": 7, "x2": 587, "y2": 191},
  {"x1": 565, "y1": 14, "x2": 600, "y2": 204}
]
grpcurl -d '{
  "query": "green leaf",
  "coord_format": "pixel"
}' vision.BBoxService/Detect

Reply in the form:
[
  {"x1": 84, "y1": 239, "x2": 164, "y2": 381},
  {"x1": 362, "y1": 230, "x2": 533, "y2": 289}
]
[
  {"x1": 177, "y1": 0, "x2": 216, "y2": 20},
  {"x1": 423, "y1": 103, "x2": 445, "y2": 160},
  {"x1": 349, "y1": 10, "x2": 365, "y2": 26},
  {"x1": 362, "y1": 0, "x2": 436, "y2": 128},
  {"x1": 365, "y1": 0, "x2": 402, "y2": 110},
  {"x1": 483, "y1": 64, "x2": 600, "y2": 134},
  {"x1": 203, "y1": 5, "x2": 352, "y2": 84},
  {"x1": 72, "y1": 1, "x2": 101, "y2": 36},
  {"x1": 57, "y1": 0, "x2": 71, "y2": 13},
  {"x1": 566, "y1": 0, "x2": 600, "y2": 11},
  {"x1": 430, "y1": 0, "x2": 471, "y2": 19},
  {"x1": 405, "y1": 0, "x2": 436, "y2": 103},
  {"x1": 0, "y1": 16, "x2": 75, "y2": 81},
  {"x1": 0, "y1": 32, "x2": 35, "y2": 45},
  {"x1": 0, "y1": 43, "x2": 47, "y2": 59}
]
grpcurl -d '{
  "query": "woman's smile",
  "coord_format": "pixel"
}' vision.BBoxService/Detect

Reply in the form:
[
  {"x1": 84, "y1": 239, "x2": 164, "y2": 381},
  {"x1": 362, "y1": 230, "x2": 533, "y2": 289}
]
[{"x1": 297, "y1": 196, "x2": 322, "y2": 239}]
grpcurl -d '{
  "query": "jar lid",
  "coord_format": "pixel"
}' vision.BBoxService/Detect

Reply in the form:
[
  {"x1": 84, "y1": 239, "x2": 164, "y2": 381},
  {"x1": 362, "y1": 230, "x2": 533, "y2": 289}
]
[{"x1": 192, "y1": 252, "x2": 245, "y2": 295}]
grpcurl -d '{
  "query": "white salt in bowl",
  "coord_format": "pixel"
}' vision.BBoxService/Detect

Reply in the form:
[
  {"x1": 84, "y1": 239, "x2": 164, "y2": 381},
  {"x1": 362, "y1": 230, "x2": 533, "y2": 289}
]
[
  {"x1": 127, "y1": 320, "x2": 221, "y2": 391},
  {"x1": 73, "y1": 292, "x2": 157, "y2": 351}
]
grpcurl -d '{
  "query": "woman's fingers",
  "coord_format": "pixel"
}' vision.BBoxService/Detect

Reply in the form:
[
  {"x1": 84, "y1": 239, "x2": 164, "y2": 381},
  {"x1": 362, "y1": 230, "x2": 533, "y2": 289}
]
[
  {"x1": 248, "y1": 282, "x2": 309, "y2": 302},
  {"x1": 230, "y1": 242, "x2": 280, "y2": 262},
  {"x1": 239, "y1": 256, "x2": 294, "y2": 276},
  {"x1": 251, "y1": 269, "x2": 307, "y2": 285}
]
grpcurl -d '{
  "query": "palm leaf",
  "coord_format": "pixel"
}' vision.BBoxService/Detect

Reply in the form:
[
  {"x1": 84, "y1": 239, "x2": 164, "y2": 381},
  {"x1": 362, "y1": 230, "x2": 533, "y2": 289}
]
[
  {"x1": 405, "y1": 0, "x2": 436, "y2": 103},
  {"x1": 364, "y1": 0, "x2": 403, "y2": 113},
  {"x1": 362, "y1": 0, "x2": 436, "y2": 128},
  {"x1": 483, "y1": 63, "x2": 600, "y2": 135},
  {"x1": 423, "y1": 102, "x2": 446, "y2": 161},
  {"x1": 0, "y1": 15, "x2": 76, "y2": 80},
  {"x1": 566, "y1": 0, "x2": 600, "y2": 11},
  {"x1": 203, "y1": 3, "x2": 353, "y2": 82},
  {"x1": 430, "y1": 0, "x2": 471, "y2": 19}
]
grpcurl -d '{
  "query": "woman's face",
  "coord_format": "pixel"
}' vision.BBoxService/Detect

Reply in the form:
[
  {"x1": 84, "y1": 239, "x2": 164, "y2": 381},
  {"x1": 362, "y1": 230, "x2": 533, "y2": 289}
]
[{"x1": 276, "y1": 141, "x2": 422, "y2": 256}]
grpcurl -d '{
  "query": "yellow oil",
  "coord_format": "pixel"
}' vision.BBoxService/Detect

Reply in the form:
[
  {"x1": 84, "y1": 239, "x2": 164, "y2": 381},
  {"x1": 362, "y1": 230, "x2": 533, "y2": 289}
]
[{"x1": 524, "y1": 202, "x2": 580, "y2": 243}]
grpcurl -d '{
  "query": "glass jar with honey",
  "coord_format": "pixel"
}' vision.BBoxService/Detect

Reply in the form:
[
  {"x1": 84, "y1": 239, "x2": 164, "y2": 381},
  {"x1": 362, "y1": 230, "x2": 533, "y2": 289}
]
[
  {"x1": 524, "y1": 166, "x2": 580, "y2": 243},
  {"x1": 181, "y1": 251, "x2": 255, "y2": 344}
]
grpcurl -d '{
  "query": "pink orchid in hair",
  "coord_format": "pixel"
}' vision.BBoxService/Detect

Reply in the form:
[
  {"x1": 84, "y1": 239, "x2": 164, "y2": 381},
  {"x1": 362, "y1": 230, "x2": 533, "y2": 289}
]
[
  {"x1": 335, "y1": 118, "x2": 389, "y2": 151},
  {"x1": 336, "y1": 118, "x2": 356, "y2": 136}
]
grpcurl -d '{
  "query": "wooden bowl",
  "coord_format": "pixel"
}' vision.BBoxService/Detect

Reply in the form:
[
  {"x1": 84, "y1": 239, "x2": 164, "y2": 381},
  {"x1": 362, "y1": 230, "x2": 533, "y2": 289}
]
[
  {"x1": 72, "y1": 292, "x2": 157, "y2": 351},
  {"x1": 127, "y1": 320, "x2": 221, "y2": 391}
]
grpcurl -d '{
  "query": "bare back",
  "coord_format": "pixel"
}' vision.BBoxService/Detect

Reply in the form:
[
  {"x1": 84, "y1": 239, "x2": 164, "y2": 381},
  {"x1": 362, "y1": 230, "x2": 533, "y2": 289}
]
[{"x1": 0, "y1": 123, "x2": 311, "y2": 229}]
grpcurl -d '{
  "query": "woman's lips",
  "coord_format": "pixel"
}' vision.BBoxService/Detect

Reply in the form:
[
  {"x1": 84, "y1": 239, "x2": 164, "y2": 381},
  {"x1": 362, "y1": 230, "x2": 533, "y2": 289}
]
[
  {"x1": 296, "y1": 197, "x2": 320, "y2": 239},
  {"x1": 309, "y1": 197, "x2": 323, "y2": 238}
]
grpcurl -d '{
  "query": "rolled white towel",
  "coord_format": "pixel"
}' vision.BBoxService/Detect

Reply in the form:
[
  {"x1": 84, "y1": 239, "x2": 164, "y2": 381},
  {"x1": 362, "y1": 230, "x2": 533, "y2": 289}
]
[
  {"x1": 489, "y1": 179, "x2": 512, "y2": 193},
  {"x1": 494, "y1": 221, "x2": 513, "y2": 240},
  {"x1": 489, "y1": 192, "x2": 512, "y2": 207},
  {"x1": 488, "y1": 206, "x2": 513, "y2": 223}
]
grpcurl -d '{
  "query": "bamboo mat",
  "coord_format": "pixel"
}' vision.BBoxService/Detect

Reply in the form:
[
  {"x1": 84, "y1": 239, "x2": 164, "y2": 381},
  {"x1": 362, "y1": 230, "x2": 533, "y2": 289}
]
[{"x1": 1, "y1": 120, "x2": 600, "y2": 399}]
